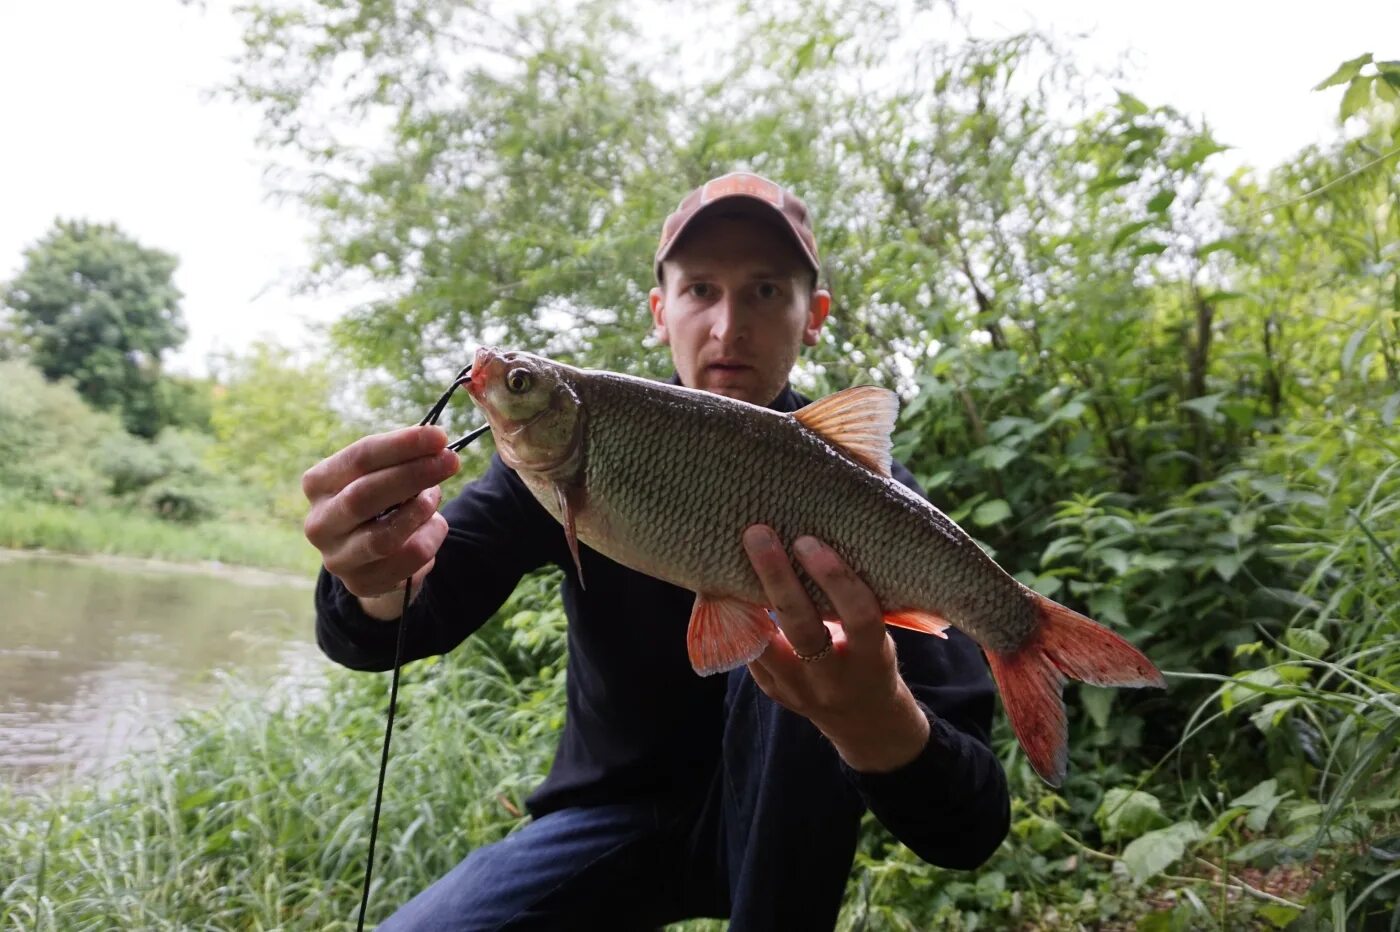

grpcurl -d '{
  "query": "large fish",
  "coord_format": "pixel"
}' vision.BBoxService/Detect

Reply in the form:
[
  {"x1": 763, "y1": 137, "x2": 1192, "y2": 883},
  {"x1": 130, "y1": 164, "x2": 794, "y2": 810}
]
[{"x1": 466, "y1": 347, "x2": 1164, "y2": 785}]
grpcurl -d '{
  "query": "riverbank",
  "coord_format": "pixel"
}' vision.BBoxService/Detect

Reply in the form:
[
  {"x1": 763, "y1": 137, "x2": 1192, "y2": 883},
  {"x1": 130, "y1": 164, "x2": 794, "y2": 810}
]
[{"x1": 0, "y1": 498, "x2": 319, "y2": 575}]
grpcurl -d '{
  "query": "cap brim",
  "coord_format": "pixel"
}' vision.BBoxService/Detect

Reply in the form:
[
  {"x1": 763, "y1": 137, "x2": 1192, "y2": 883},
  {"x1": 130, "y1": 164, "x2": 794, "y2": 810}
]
[{"x1": 654, "y1": 196, "x2": 820, "y2": 283}]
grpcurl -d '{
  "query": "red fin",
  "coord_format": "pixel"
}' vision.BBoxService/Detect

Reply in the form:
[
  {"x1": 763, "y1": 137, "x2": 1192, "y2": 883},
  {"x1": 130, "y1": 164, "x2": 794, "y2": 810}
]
[
  {"x1": 555, "y1": 483, "x2": 586, "y2": 590},
  {"x1": 792, "y1": 386, "x2": 898, "y2": 477},
  {"x1": 686, "y1": 595, "x2": 776, "y2": 676},
  {"x1": 883, "y1": 609, "x2": 951, "y2": 638},
  {"x1": 986, "y1": 594, "x2": 1165, "y2": 787}
]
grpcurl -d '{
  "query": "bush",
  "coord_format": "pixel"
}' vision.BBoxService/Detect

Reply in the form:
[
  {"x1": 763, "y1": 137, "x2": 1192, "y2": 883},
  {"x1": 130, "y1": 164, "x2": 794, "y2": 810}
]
[{"x1": 0, "y1": 359, "x2": 119, "y2": 505}]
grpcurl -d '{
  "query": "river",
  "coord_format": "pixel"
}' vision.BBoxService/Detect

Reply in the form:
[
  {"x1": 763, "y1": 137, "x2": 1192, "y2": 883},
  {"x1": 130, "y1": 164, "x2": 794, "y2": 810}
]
[{"x1": 0, "y1": 549, "x2": 328, "y2": 791}]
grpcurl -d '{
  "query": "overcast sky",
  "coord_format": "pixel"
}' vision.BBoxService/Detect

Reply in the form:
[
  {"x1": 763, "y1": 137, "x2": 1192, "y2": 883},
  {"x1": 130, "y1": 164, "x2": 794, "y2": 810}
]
[{"x1": 0, "y1": 1, "x2": 1390, "y2": 375}]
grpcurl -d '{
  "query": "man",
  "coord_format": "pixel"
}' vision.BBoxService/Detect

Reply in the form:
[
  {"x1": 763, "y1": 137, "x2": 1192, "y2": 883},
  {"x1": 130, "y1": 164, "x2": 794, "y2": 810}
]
[{"x1": 302, "y1": 172, "x2": 1010, "y2": 930}]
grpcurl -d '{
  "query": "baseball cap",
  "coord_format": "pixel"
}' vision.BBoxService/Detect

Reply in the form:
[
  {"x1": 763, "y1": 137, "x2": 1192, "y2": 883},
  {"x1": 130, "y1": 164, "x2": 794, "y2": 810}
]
[{"x1": 654, "y1": 171, "x2": 821, "y2": 283}]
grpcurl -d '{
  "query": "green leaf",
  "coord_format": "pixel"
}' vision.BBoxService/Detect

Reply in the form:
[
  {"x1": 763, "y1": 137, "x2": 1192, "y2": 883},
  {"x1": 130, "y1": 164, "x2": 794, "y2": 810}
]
[
  {"x1": 1095, "y1": 788, "x2": 1168, "y2": 842},
  {"x1": 1097, "y1": 547, "x2": 1129, "y2": 575},
  {"x1": 1248, "y1": 699, "x2": 1297, "y2": 734},
  {"x1": 1131, "y1": 241, "x2": 1169, "y2": 257},
  {"x1": 1341, "y1": 324, "x2": 1369, "y2": 373},
  {"x1": 1232, "y1": 778, "x2": 1281, "y2": 808},
  {"x1": 792, "y1": 36, "x2": 818, "y2": 75},
  {"x1": 1117, "y1": 91, "x2": 1150, "y2": 115},
  {"x1": 1180, "y1": 393, "x2": 1225, "y2": 421},
  {"x1": 1341, "y1": 75, "x2": 1375, "y2": 120},
  {"x1": 970, "y1": 445, "x2": 1018, "y2": 470},
  {"x1": 1284, "y1": 628, "x2": 1329, "y2": 657},
  {"x1": 1211, "y1": 553, "x2": 1241, "y2": 582},
  {"x1": 1041, "y1": 536, "x2": 1083, "y2": 566},
  {"x1": 972, "y1": 499, "x2": 1012, "y2": 526},
  {"x1": 1197, "y1": 236, "x2": 1248, "y2": 260},
  {"x1": 1110, "y1": 219, "x2": 1152, "y2": 252},
  {"x1": 1221, "y1": 668, "x2": 1281, "y2": 712},
  {"x1": 1382, "y1": 392, "x2": 1400, "y2": 426},
  {"x1": 1314, "y1": 53, "x2": 1372, "y2": 90},
  {"x1": 1146, "y1": 189, "x2": 1176, "y2": 213},
  {"x1": 1087, "y1": 173, "x2": 1139, "y2": 194},
  {"x1": 1121, "y1": 821, "x2": 1204, "y2": 883},
  {"x1": 1256, "y1": 904, "x2": 1302, "y2": 929},
  {"x1": 1081, "y1": 685, "x2": 1114, "y2": 730},
  {"x1": 1170, "y1": 135, "x2": 1230, "y2": 171}
]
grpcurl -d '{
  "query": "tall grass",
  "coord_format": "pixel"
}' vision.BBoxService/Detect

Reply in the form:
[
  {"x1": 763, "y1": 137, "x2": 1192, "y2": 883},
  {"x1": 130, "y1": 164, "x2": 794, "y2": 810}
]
[
  {"x1": 1, "y1": 597, "x2": 566, "y2": 930},
  {"x1": 0, "y1": 498, "x2": 318, "y2": 575}
]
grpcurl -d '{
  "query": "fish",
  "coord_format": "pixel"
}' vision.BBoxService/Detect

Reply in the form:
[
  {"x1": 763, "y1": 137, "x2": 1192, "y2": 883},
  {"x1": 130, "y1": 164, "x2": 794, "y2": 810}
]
[{"x1": 465, "y1": 347, "x2": 1165, "y2": 786}]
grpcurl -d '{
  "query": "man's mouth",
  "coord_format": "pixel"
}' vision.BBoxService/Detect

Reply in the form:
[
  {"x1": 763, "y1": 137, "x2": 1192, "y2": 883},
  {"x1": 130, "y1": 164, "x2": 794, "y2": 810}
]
[{"x1": 706, "y1": 360, "x2": 752, "y2": 373}]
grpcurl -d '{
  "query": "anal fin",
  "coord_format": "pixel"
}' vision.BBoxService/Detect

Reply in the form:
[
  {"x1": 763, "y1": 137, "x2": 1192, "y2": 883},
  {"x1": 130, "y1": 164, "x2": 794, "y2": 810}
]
[{"x1": 686, "y1": 595, "x2": 776, "y2": 676}]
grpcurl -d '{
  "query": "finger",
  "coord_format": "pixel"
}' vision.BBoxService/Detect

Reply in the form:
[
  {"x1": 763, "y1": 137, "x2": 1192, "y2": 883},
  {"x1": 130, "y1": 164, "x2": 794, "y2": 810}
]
[
  {"x1": 742, "y1": 524, "x2": 830, "y2": 659},
  {"x1": 302, "y1": 426, "x2": 449, "y2": 500},
  {"x1": 336, "y1": 512, "x2": 450, "y2": 597},
  {"x1": 308, "y1": 447, "x2": 459, "y2": 545},
  {"x1": 324, "y1": 486, "x2": 443, "y2": 570},
  {"x1": 792, "y1": 536, "x2": 886, "y2": 653}
]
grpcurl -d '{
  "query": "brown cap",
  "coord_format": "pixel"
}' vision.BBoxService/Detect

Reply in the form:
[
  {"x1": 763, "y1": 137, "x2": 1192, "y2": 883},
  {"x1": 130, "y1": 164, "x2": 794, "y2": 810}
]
[{"x1": 654, "y1": 171, "x2": 820, "y2": 283}]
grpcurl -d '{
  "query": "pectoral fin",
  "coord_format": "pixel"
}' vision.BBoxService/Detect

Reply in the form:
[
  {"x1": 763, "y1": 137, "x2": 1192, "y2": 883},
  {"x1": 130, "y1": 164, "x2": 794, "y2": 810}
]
[
  {"x1": 686, "y1": 595, "x2": 776, "y2": 676},
  {"x1": 882, "y1": 609, "x2": 951, "y2": 638},
  {"x1": 554, "y1": 482, "x2": 587, "y2": 589}
]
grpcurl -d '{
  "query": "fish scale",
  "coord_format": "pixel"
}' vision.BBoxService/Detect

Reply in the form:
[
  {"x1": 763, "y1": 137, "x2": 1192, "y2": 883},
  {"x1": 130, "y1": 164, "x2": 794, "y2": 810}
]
[
  {"x1": 571, "y1": 371, "x2": 1037, "y2": 654},
  {"x1": 469, "y1": 349, "x2": 1165, "y2": 787}
]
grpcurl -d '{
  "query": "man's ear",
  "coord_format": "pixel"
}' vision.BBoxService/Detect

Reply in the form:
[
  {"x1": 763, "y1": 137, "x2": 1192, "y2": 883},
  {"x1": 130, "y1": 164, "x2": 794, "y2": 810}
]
[
  {"x1": 648, "y1": 286, "x2": 670, "y2": 345},
  {"x1": 803, "y1": 289, "x2": 832, "y2": 346}
]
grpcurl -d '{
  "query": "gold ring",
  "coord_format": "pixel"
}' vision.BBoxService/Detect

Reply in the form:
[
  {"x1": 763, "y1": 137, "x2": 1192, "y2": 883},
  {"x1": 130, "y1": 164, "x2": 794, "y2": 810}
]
[{"x1": 794, "y1": 628, "x2": 834, "y2": 663}]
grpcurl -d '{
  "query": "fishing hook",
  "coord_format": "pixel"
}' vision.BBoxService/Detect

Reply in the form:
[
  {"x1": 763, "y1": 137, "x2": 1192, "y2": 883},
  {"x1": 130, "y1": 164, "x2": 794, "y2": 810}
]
[{"x1": 357, "y1": 361, "x2": 492, "y2": 932}]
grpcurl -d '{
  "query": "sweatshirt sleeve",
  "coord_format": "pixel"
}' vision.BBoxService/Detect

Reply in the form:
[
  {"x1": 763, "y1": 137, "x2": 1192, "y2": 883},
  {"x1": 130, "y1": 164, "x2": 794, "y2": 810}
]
[
  {"x1": 314, "y1": 453, "x2": 561, "y2": 672},
  {"x1": 840, "y1": 462, "x2": 1010, "y2": 869}
]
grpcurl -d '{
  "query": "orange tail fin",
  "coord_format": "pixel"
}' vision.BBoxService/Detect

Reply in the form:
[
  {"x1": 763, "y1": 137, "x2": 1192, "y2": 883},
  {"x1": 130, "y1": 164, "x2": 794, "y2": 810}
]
[{"x1": 984, "y1": 594, "x2": 1165, "y2": 786}]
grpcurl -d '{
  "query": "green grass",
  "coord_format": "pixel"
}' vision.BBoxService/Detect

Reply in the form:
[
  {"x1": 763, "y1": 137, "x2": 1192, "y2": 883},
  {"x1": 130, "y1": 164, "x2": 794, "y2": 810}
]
[
  {"x1": 1, "y1": 579, "x2": 569, "y2": 931},
  {"x1": 0, "y1": 498, "x2": 319, "y2": 575},
  {"x1": 1, "y1": 455, "x2": 1395, "y2": 930}
]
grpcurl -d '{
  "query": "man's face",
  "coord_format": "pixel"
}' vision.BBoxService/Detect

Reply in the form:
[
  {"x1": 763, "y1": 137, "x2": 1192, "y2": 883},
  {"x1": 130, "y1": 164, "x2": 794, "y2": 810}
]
[{"x1": 648, "y1": 212, "x2": 831, "y2": 406}]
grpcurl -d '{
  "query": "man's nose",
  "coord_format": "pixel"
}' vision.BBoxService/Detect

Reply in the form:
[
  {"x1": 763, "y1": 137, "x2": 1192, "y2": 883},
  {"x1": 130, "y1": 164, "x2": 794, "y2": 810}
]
[{"x1": 710, "y1": 294, "x2": 746, "y2": 345}]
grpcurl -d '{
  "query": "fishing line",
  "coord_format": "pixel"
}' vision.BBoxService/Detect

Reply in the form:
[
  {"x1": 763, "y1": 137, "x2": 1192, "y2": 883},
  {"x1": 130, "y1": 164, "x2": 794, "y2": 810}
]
[{"x1": 357, "y1": 363, "x2": 489, "y2": 932}]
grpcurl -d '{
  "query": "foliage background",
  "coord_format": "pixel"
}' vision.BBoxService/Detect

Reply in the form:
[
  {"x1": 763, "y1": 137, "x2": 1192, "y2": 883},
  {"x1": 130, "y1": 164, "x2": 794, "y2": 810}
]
[{"x1": 2, "y1": 1, "x2": 1397, "y2": 929}]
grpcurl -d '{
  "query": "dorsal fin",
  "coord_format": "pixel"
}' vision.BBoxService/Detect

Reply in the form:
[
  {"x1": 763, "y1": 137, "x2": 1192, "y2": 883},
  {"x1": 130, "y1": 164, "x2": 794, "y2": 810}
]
[{"x1": 792, "y1": 385, "x2": 899, "y2": 477}]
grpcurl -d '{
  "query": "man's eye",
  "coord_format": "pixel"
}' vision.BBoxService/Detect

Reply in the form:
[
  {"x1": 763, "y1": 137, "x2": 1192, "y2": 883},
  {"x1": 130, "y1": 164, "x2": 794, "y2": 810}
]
[
  {"x1": 689, "y1": 283, "x2": 714, "y2": 299},
  {"x1": 756, "y1": 282, "x2": 782, "y2": 300}
]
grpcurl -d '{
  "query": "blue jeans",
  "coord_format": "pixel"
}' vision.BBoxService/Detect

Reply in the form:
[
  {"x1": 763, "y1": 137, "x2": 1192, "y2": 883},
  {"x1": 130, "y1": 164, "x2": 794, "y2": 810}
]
[{"x1": 378, "y1": 669, "x2": 865, "y2": 931}]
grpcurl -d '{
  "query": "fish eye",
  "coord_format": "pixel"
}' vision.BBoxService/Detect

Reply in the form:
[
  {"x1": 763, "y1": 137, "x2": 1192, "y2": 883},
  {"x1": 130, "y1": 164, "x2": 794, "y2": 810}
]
[{"x1": 506, "y1": 368, "x2": 533, "y2": 394}]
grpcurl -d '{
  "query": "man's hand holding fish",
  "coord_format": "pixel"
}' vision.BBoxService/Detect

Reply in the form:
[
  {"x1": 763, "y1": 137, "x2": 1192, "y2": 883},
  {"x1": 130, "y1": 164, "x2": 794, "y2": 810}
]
[{"x1": 742, "y1": 525, "x2": 933, "y2": 774}]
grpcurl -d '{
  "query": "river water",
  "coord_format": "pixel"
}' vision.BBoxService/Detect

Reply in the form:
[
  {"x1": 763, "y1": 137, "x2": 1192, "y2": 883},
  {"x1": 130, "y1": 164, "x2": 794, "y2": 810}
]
[{"x1": 0, "y1": 549, "x2": 328, "y2": 791}]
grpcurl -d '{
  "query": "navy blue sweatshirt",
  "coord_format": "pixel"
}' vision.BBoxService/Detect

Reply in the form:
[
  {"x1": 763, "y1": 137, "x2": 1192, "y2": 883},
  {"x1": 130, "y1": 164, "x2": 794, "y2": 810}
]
[{"x1": 314, "y1": 383, "x2": 1010, "y2": 871}]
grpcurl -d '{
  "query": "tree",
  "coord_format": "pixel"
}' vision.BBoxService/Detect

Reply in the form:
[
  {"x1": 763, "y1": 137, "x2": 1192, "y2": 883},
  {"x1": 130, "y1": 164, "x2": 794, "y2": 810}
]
[
  {"x1": 207, "y1": 340, "x2": 366, "y2": 521},
  {"x1": 2, "y1": 219, "x2": 188, "y2": 437}
]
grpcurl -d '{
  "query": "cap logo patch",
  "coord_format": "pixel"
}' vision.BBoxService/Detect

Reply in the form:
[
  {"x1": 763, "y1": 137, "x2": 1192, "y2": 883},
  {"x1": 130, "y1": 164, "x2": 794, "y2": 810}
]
[{"x1": 700, "y1": 173, "x2": 783, "y2": 209}]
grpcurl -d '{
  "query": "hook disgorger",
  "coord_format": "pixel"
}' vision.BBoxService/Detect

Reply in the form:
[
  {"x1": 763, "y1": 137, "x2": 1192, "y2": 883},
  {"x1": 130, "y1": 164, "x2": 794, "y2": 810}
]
[{"x1": 357, "y1": 361, "x2": 492, "y2": 932}]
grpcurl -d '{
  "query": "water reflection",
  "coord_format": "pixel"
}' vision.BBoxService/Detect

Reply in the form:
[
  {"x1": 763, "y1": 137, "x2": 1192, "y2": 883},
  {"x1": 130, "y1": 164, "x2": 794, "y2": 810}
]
[{"x1": 0, "y1": 549, "x2": 328, "y2": 789}]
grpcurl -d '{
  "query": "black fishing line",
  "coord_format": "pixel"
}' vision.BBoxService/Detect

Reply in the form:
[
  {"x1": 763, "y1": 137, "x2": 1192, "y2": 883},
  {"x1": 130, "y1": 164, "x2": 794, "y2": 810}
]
[{"x1": 357, "y1": 364, "x2": 487, "y2": 931}]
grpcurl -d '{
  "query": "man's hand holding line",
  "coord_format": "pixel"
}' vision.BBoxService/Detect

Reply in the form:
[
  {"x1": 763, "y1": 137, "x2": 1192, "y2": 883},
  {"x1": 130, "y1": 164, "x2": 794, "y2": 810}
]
[{"x1": 302, "y1": 425, "x2": 461, "y2": 620}]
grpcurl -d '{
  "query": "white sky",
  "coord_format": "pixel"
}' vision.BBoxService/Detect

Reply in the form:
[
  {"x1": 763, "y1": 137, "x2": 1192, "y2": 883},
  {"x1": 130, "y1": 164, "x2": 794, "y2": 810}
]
[{"x1": 0, "y1": 0, "x2": 1389, "y2": 375}]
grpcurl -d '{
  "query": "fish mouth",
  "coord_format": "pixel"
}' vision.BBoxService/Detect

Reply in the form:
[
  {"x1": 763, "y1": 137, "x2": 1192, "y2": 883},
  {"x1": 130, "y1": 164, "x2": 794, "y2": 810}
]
[{"x1": 467, "y1": 347, "x2": 498, "y2": 401}]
